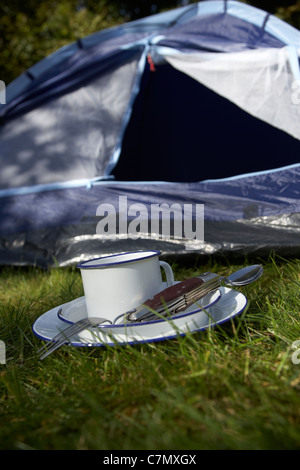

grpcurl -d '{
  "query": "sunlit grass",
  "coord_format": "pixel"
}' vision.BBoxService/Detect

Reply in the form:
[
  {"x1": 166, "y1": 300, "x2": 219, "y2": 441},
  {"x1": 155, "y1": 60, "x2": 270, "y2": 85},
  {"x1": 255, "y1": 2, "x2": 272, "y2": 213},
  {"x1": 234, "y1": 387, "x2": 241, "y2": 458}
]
[{"x1": 0, "y1": 255, "x2": 300, "y2": 450}]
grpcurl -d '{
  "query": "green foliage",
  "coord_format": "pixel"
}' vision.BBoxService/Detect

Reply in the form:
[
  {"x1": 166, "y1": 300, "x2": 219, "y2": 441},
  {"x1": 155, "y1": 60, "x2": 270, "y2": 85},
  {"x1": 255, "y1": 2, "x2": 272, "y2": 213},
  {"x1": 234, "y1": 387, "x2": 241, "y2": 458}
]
[
  {"x1": 0, "y1": 1, "x2": 125, "y2": 84},
  {"x1": 276, "y1": 2, "x2": 300, "y2": 30},
  {"x1": 2, "y1": 1, "x2": 300, "y2": 85}
]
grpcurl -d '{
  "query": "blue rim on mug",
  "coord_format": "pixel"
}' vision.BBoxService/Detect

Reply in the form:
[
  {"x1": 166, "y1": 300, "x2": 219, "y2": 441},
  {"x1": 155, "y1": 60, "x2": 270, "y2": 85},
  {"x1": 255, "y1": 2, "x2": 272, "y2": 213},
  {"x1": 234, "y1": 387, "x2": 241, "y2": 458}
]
[{"x1": 77, "y1": 250, "x2": 161, "y2": 269}]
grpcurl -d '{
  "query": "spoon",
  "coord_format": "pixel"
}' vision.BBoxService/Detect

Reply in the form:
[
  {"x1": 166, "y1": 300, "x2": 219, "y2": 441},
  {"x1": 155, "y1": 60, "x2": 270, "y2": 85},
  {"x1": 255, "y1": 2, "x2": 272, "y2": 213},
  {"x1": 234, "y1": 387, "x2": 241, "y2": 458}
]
[
  {"x1": 219, "y1": 264, "x2": 263, "y2": 286},
  {"x1": 125, "y1": 265, "x2": 263, "y2": 323}
]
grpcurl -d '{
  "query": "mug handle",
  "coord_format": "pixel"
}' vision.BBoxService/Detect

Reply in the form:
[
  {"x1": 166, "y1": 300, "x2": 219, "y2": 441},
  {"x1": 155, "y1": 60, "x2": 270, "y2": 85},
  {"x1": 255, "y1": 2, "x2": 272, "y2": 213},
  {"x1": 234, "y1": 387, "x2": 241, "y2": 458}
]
[{"x1": 159, "y1": 261, "x2": 175, "y2": 287}]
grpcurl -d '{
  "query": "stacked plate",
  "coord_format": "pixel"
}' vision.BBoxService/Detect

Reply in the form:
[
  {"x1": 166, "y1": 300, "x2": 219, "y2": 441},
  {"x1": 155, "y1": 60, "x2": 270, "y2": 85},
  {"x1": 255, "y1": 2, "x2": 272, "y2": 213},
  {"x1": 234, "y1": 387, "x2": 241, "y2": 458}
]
[{"x1": 32, "y1": 284, "x2": 247, "y2": 348}]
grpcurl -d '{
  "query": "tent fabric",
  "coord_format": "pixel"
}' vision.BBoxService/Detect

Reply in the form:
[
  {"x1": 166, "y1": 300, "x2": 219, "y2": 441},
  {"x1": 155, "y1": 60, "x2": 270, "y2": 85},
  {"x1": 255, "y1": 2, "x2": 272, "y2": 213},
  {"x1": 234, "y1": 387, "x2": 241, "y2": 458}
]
[
  {"x1": 0, "y1": 164, "x2": 299, "y2": 268},
  {"x1": 0, "y1": 52, "x2": 141, "y2": 190},
  {"x1": 0, "y1": 0, "x2": 300, "y2": 267},
  {"x1": 113, "y1": 60, "x2": 300, "y2": 182},
  {"x1": 163, "y1": 46, "x2": 300, "y2": 140}
]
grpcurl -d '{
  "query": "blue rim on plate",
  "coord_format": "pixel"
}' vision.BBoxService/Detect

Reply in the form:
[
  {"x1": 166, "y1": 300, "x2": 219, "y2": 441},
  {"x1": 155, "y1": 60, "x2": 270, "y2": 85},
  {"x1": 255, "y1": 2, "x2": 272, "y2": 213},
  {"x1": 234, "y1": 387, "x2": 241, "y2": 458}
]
[
  {"x1": 32, "y1": 287, "x2": 248, "y2": 348},
  {"x1": 57, "y1": 289, "x2": 222, "y2": 327}
]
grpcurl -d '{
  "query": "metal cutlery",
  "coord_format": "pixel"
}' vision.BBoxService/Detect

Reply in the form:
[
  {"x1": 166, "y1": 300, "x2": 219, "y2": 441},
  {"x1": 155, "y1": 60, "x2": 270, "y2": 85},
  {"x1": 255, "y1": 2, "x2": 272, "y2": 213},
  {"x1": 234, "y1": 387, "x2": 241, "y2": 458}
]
[
  {"x1": 37, "y1": 316, "x2": 111, "y2": 360},
  {"x1": 37, "y1": 274, "x2": 219, "y2": 360},
  {"x1": 37, "y1": 264, "x2": 263, "y2": 359},
  {"x1": 124, "y1": 272, "x2": 220, "y2": 322},
  {"x1": 219, "y1": 264, "x2": 263, "y2": 286},
  {"x1": 123, "y1": 264, "x2": 263, "y2": 323}
]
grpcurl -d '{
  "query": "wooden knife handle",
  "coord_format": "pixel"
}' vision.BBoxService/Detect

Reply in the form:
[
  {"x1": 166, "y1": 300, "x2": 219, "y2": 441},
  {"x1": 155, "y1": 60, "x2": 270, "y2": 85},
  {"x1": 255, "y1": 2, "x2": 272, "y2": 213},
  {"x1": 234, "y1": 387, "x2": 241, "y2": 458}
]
[{"x1": 144, "y1": 277, "x2": 204, "y2": 311}]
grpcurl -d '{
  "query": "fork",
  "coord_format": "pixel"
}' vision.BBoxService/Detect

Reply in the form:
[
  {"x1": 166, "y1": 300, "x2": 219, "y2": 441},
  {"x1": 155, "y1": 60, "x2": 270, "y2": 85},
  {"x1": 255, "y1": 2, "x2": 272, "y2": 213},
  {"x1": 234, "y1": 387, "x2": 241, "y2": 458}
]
[
  {"x1": 38, "y1": 274, "x2": 220, "y2": 359},
  {"x1": 37, "y1": 314, "x2": 111, "y2": 360}
]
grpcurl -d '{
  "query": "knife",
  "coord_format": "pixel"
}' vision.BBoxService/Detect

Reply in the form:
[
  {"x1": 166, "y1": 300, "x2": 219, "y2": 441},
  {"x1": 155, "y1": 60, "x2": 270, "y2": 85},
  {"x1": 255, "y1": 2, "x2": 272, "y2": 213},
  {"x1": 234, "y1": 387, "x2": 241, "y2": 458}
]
[{"x1": 125, "y1": 272, "x2": 220, "y2": 322}]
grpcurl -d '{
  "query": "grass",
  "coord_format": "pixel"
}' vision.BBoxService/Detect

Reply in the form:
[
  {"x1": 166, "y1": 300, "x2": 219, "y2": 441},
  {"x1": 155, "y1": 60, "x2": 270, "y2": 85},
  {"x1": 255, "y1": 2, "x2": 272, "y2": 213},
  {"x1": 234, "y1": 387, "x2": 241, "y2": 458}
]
[{"x1": 0, "y1": 254, "x2": 300, "y2": 450}]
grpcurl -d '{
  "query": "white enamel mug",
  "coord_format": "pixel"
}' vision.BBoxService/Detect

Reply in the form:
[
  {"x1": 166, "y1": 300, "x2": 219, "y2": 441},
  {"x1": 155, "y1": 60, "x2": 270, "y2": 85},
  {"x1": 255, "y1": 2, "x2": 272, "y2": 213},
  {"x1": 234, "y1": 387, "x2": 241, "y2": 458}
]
[{"x1": 77, "y1": 250, "x2": 175, "y2": 321}]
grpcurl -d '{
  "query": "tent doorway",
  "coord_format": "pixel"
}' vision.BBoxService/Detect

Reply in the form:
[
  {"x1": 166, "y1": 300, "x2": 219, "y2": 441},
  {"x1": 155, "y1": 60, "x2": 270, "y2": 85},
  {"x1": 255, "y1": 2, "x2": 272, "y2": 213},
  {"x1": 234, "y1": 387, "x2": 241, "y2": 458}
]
[{"x1": 113, "y1": 62, "x2": 300, "y2": 182}]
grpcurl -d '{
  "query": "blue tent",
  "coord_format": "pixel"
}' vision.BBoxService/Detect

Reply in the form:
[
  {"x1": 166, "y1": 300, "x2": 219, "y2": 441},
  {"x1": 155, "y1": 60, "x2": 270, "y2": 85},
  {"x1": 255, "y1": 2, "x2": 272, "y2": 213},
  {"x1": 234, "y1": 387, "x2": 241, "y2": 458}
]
[{"x1": 1, "y1": 0, "x2": 300, "y2": 267}]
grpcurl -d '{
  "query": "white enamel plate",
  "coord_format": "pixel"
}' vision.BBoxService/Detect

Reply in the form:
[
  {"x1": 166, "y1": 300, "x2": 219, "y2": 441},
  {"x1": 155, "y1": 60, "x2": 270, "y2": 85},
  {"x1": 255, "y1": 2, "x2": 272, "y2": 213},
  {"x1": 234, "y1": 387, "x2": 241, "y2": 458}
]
[{"x1": 32, "y1": 287, "x2": 247, "y2": 347}]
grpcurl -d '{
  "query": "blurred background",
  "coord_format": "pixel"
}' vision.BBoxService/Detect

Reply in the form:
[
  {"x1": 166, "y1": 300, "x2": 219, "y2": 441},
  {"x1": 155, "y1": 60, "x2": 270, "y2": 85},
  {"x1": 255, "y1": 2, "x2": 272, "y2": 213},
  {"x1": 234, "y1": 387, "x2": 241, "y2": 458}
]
[{"x1": 1, "y1": 0, "x2": 300, "y2": 85}]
